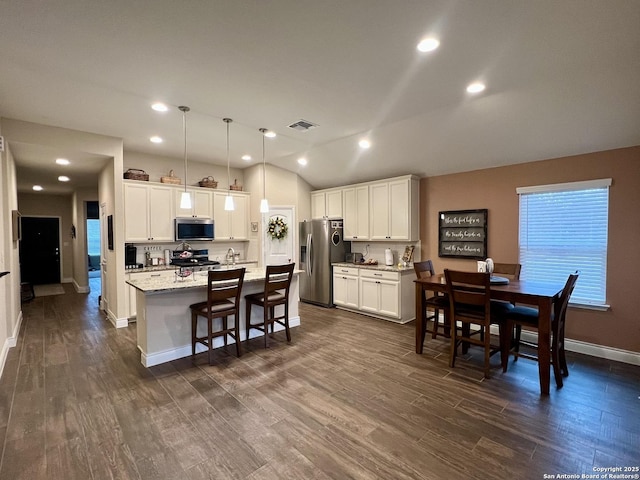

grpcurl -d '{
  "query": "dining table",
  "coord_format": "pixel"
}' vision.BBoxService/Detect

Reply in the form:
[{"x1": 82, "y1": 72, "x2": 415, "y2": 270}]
[{"x1": 414, "y1": 273, "x2": 566, "y2": 395}]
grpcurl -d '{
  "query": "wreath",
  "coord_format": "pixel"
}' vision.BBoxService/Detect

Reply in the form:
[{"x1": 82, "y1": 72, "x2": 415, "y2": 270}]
[{"x1": 267, "y1": 217, "x2": 288, "y2": 240}]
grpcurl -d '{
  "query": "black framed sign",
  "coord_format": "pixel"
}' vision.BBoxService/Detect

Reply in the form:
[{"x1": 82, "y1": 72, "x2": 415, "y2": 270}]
[{"x1": 438, "y1": 209, "x2": 487, "y2": 259}]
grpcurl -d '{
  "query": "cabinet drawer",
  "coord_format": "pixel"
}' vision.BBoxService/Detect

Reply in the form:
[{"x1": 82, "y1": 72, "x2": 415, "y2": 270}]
[
  {"x1": 359, "y1": 269, "x2": 399, "y2": 281},
  {"x1": 333, "y1": 266, "x2": 359, "y2": 276}
]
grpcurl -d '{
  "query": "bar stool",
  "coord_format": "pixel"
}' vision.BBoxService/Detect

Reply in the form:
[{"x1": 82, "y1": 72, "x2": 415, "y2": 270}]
[
  {"x1": 189, "y1": 267, "x2": 245, "y2": 365},
  {"x1": 245, "y1": 263, "x2": 295, "y2": 348}
]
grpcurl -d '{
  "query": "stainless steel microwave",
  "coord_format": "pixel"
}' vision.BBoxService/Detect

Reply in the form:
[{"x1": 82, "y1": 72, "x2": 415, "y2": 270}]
[{"x1": 175, "y1": 218, "x2": 214, "y2": 241}]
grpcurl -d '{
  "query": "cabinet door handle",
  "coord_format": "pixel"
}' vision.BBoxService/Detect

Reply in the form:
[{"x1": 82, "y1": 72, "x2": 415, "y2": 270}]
[
  {"x1": 374, "y1": 273, "x2": 382, "y2": 277},
  {"x1": 150, "y1": 274, "x2": 161, "y2": 277}
]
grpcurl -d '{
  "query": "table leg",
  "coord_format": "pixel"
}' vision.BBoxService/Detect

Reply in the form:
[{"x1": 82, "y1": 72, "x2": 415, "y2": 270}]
[
  {"x1": 537, "y1": 299, "x2": 552, "y2": 395},
  {"x1": 415, "y1": 283, "x2": 425, "y2": 354}
]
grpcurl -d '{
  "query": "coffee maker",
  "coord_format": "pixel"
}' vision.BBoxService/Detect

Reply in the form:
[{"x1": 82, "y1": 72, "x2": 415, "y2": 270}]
[{"x1": 125, "y1": 244, "x2": 142, "y2": 269}]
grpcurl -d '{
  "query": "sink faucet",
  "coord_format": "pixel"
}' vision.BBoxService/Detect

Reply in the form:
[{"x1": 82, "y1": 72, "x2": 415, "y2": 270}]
[{"x1": 226, "y1": 248, "x2": 235, "y2": 265}]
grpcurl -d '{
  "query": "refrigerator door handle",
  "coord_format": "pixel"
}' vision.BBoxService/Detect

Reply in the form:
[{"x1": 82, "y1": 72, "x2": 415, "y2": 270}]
[{"x1": 307, "y1": 233, "x2": 313, "y2": 276}]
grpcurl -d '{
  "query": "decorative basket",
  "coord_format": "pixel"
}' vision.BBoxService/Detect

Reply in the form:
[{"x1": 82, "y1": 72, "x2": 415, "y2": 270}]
[
  {"x1": 160, "y1": 169, "x2": 181, "y2": 185},
  {"x1": 123, "y1": 168, "x2": 149, "y2": 181},
  {"x1": 229, "y1": 179, "x2": 243, "y2": 191},
  {"x1": 198, "y1": 176, "x2": 218, "y2": 188}
]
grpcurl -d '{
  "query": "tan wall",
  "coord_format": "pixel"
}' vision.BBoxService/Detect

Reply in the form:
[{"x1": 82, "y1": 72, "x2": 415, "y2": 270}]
[
  {"x1": 18, "y1": 193, "x2": 74, "y2": 282},
  {"x1": 419, "y1": 146, "x2": 640, "y2": 352}
]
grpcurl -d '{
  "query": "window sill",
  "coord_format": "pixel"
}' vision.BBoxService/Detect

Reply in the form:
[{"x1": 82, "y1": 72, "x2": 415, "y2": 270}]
[{"x1": 569, "y1": 302, "x2": 610, "y2": 312}]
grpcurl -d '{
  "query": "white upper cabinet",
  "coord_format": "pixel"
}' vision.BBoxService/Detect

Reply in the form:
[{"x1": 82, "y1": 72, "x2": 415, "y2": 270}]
[
  {"x1": 174, "y1": 188, "x2": 213, "y2": 218},
  {"x1": 124, "y1": 182, "x2": 174, "y2": 242},
  {"x1": 311, "y1": 189, "x2": 343, "y2": 219},
  {"x1": 213, "y1": 191, "x2": 249, "y2": 240},
  {"x1": 343, "y1": 185, "x2": 370, "y2": 240},
  {"x1": 369, "y1": 177, "x2": 419, "y2": 241}
]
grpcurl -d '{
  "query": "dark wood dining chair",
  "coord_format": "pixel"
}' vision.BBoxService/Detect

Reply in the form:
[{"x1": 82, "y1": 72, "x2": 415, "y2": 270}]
[
  {"x1": 245, "y1": 263, "x2": 295, "y2": 348},
  {"x1": 189, "y1": 267, "x2": 245, "y2": 365},
  {"x1": 502, "y1": 272, "x2": 579, "y2": 388},
  {"x1": 444, "y1": 269, "x2": 514, "y2": 378},
  {"x1": 414, "y1": 260, "x2": 449, "y2": 343},
  {"x1": 492, "y1": 262, "x2": 521, "y2": 280}
]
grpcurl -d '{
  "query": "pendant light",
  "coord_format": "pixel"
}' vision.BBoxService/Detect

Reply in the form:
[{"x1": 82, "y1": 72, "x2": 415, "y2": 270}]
[
  {"x1": 178, "y1": 106, "x2": 192, "y2": 209},
  {"x1": 259, "y1": 128, "x2": 269, "y2": 213},
  {"x1": 223, "y1": 118, "x2": 235, "y2": 211}
]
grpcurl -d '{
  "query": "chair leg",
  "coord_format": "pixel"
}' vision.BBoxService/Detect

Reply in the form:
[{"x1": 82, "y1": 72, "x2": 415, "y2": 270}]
[
  {"x1": 483, "y1": 324, "x2": 491, "y2": 379},
  {"x1": 513, "y1": 325, "x2": 522, "y2": 361},
  {"x1": 284, "y1": 303, "x2": 291, "y2": 342},
  {"x1": 222, "y1": 316, "x2": 228, "y2": 346},
  {"x1": 431, "y1": 308, "x2": 438, "y2": 339},
  {"x1": 207, "y1": 316, "x2": 213, "y2": 365},
  {"x1": 501, "y1": 321, "x2": 511, "y2": 373},
  {"x1": 234, "y1": 314, "x2": 242, "y2": 357},
  {"x1": 551, "y1": 342, "x2": 563, "y2": 388},
  {"x1": 449, "y1": 321, "x2": 457, "y2": 368},
  {"x1": 191, "y1": 311, "x2": 197, "y2": 357},
  {"x1": 420, "y1": 314, "x2": 427, "y2": 347},
  {"x1": 245, "y1": 301, "x2": 252, "y2": 341},
  {"x1": 263, "y1": 304, "x2": 269, "y2": 348}
]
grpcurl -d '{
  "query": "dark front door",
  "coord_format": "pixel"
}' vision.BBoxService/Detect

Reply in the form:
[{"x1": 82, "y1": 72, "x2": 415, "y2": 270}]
[{"x1": 19, "y1": 217, "x2": 61, "y2": 285}]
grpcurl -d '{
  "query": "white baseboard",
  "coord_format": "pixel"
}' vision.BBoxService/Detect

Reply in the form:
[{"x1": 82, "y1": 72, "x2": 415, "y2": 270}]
[
  {"x1": 105, "y1": 307, "x2": 129, "y2": 329},
  {"x1": 0, "y1": 311, "x2": 23, "y2": 379},
  {"x1": 489, "y1": 325, "x2": 640, "y2": 366},
  {"x1": 140, "y1": 316, "x2": 301, "y2": 367},
  {"x1": 71, "y1": 279, "x2": 90, "y2": 293}
]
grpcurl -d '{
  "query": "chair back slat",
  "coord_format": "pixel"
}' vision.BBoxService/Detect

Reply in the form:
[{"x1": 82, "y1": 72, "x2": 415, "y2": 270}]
[
  {"x1": 413, "y1": 260, "x2": 436, "y2": 279},
  {"x1": 492, "y1": 262, "x2": 521, "y2": 280},
  {"x1": 207, "y1": 268, "x2": 245, "y2": 306},
  {"x1": 264, "y1": 263, "x2": 295, "y2": 298}
]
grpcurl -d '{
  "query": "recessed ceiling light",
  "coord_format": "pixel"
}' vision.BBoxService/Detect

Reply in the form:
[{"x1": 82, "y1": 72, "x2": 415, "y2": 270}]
[
  {"x1": 58, "y1": 176, "x2": 70, "y2": 182},
  {"x1": 358, "y1": 139, "x2": 371, "y2": 149},
  {"x1": 56, "y1": 158, "x2": 70, "y2": 165},
  {"x1": 32, "y1": 185, "x2": 43, "y2": 191},
  {"x1": 151, "y1": 103, "x2": 169, "y2": 112},
  {"x1": 417, "y1": 38, "x2": 440, "y2": 52},
  {"x1": 264, "y1": 131, "x2": 276, "y2": 138},
  {"x1": 241, "y1": 154, "x2": 252, "y2": 161},
  {"x1": 466, "y1": 82, "x2": 486, "y2": 94},
  {"x1": 297, "y1": 157, "x2": 308, "y2": 166},
  {"x1": 150, "y1": 136, "x2": 163, "y2": 144}
]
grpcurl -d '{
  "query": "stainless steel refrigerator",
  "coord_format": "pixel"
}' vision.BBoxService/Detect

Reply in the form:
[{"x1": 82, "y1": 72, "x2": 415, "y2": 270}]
[{"x1": 299, "y1": 219, "x2": 350, "y2": 307}]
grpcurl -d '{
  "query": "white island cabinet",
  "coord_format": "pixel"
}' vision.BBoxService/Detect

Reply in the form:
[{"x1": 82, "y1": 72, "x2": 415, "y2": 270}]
[{"x1": 127, "y1": 267, "x2": 300, "y2": 367}]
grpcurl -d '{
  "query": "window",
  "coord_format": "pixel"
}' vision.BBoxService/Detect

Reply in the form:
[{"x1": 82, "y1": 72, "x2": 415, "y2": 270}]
[{"x1": 517, "y1": 179, "x2": 611, "y2": 307}]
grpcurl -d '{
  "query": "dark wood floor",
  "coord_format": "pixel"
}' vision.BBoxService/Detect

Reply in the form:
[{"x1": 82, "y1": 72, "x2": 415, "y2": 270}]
[{"x1": 1, "y1": 279, "x2": 639, "y2": 479}]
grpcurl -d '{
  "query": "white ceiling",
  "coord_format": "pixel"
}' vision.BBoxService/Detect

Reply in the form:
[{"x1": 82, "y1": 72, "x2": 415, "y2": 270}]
[{"x1": 1, "y1": 0, "x2": 639, "y2": 194}]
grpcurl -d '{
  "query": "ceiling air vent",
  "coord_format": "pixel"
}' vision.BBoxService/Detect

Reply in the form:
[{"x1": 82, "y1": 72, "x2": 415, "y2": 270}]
[{"x1": 288, "y1": 119, "x2": 319, "y2": 132}]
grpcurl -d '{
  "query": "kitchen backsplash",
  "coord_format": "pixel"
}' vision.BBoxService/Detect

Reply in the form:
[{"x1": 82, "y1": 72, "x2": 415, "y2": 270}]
[
  {"x1": 349, "y1": 241, "x2": 421, "y2": 266},
  {"x1": 129, "y1": 241, "x2": 250, "y2": 265}
]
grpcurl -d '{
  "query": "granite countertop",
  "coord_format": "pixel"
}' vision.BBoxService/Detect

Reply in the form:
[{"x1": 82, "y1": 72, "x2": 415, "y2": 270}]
[
  {"x1": 332, "y1": 262, "x2": 414, "y2": 273},
  {"x1": 127, "y1": 266, "x2": 301, "y2": 294}
]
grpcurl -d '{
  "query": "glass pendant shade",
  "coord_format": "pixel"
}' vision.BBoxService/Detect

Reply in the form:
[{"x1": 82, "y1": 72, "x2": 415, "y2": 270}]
[
  {"x1": 260, "y1": 198, "x2": 269, "y2": 213},
  {"x1": 180, "y1": 191, "x2": 191, "y2": 209},
  {"x1": 224, "y1": 194, "x2": 234, "y2": 211},
  {"x1": 223, "y1": 118, "x2": 235, "y2": 211}
]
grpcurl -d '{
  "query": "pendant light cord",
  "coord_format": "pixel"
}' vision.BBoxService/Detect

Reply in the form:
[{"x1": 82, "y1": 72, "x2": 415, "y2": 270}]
[
  {"x1": 224, "y1": 118, "x2": 232, "y2": 191},
  {"x1": 179, "y1": 106, "x2": 190, "y2": 193}
]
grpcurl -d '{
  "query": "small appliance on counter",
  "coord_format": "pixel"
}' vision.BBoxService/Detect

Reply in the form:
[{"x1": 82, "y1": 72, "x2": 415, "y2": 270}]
[
  {"x1": 345, "y1": 252, "x2": 363, "y2": 264},
  {"x1": 125, "y1": 244, "x2": 144, "y2": 269},
  {"x1": 385, "y1": 248, "x2": 394, "y2": 266}
]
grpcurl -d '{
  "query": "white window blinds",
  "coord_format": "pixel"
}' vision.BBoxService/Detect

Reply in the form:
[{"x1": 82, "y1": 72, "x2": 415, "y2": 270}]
[{"x1": 517, "y1": 179, "x2": 611, "y2": 306}]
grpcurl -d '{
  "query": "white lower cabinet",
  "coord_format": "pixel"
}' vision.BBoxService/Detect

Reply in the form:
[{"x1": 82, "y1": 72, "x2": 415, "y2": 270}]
[
  {"x1": 332, "y1": 265, "x2": 415, "y2": 323},
  {"x1": 332, "y1": 266, "x2": 359, "y2": 309}
]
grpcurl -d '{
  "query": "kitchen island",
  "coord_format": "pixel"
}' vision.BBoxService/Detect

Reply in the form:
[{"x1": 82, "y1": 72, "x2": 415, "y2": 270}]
[{"x1": 127, "y1": 266, "x2": 300, "y2": 367}]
